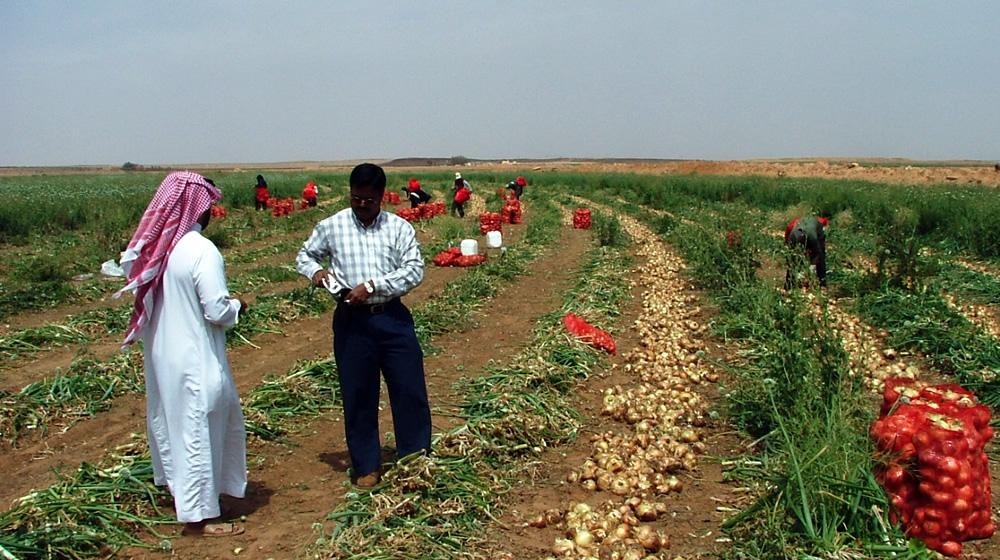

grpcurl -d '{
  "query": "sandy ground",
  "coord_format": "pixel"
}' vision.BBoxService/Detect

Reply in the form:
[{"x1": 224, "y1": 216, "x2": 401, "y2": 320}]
[{"x1": 5, "y1": 158, "x2": 1000, "y2": 188}]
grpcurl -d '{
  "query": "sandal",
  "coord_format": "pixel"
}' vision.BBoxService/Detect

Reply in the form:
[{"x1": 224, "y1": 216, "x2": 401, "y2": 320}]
[{"x1": 183, "y1": 522, "x2": 245, "y2": 537}]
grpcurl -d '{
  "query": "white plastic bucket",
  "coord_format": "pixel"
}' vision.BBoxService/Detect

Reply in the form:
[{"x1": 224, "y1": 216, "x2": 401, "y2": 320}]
[
  {"x1": 460, "y1": 239, "x2": 479, "y2": 256},
  {"x1": 486, "y1": 230, "x2": 502, "y2": 248}
]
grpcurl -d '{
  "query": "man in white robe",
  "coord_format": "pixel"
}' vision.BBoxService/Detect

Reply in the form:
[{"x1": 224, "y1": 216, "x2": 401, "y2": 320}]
[{"x1": 116, "y1": 172, "x2": 248, "y2": 537}]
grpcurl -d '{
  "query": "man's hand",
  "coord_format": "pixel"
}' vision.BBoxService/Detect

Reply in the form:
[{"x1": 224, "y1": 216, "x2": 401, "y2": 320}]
[
  {"x1": 236, "y1": 298, "x2": 249, "y2": 316},
  {"x1": 312, "y1": 270, "x2": 334, "y2": 288},
  {"x1": 343, "y1": 283, "x2": 371, "y2": 306}
]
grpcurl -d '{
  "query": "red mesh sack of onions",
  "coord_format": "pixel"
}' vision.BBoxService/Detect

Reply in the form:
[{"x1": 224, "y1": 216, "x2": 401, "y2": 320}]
[
  {"x1": 501, "y1": 200, "x2": 522, "y2": 224},
  {"x1": 562, "y1": 312, "x2": 615, "y2": 355},
  {"x1": 396, "y1": 208, "x2": 422, "y2": 223},
  {"x1": 382, "y1": 191, "x2": 400, "y2": 205},
  {"x1": 479, "y1": 212, "x2": 502, "y2": 235},
  {"x1": 871, "y1": 379, "x2": 994, "y2": 557},
  {"x1": 454, "y1": 254, "x2": 486, "y2": 267}
]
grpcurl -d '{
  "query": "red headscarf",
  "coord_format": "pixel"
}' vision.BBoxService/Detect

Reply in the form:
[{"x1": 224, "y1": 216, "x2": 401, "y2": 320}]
[{"x1": 114, "y1": 171, "x2": 222, "y2": 348}]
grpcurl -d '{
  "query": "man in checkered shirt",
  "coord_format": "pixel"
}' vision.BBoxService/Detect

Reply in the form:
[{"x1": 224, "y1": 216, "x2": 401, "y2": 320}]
[{"x1": 296, "y1": 163, "x2": 431, "y2": 488}]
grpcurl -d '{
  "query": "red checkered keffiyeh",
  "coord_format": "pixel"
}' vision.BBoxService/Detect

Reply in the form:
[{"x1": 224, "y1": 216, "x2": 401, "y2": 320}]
[{"x1": 114, "y1": 172, "x2": 222, "y2": 348}]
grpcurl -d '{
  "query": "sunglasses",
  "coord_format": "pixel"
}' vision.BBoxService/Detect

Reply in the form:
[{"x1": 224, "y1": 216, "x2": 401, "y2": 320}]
[{"x1": 350, "y1": 195, "x2": 380, "y2": 205}]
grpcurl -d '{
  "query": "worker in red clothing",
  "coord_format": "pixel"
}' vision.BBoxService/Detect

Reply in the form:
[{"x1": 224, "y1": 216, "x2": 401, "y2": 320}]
[
  {"x1": 785, "y1": 216, "x2": 829, "y2": 288},
  {"x1": 451, "y1": 173, "x2": 471, "y2": 217},
  {"x1": 254, "y1": 175, "x2": 270, "y2": 211},
  {"x1": 303, "y1": 181, "x2": 318, "y2": 207},
  {"x1": 403, "y1": 177, "x2": 431, "y2": 208},
  {"x1": 506, "y1": 175, "x2": 527, "y2": 199}
]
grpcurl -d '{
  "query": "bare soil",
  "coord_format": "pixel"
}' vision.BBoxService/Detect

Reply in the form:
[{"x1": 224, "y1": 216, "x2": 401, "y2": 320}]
[{"x1": 5, "y1": 157, "x2": 1000, "y2": 188}]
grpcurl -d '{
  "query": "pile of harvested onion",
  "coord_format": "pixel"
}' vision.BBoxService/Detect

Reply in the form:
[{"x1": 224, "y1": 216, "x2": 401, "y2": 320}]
[{"x1": 531, "y1": 206, "x2": 720, "y2": 558}]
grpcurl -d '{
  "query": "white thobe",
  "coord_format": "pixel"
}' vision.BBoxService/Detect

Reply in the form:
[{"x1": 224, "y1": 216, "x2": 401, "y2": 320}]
[{"x1": 142, "y1": 224, "x2": 247, "y2": 523}]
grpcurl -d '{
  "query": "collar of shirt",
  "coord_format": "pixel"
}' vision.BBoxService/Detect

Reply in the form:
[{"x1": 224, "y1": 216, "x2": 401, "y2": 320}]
[{"x1": 351, "y1": 208, "x2": 385, "y2": 230}]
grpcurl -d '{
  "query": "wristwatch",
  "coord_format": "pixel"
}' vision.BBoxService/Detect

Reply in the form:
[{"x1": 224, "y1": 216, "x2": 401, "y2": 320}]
[{"x1": 364, "y1": 280, "x2": 375, "y2": 294}]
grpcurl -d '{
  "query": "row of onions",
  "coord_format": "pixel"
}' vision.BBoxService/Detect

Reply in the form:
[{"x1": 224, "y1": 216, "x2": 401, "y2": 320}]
[
  {"x1": 800, "y1": 290, "x2": 919, "y2": 394},
  {"x1": 516, "y1": 201, "x2": 722, "y2": 559},
  {"x1": 626, "y1": 198, "x2": 923, "y2": 558}
]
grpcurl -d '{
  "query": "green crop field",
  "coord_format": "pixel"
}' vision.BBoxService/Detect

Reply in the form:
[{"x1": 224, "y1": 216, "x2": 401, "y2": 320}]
[{"x1": 1, "y1": 167, "x2": 999, "y2": 559}]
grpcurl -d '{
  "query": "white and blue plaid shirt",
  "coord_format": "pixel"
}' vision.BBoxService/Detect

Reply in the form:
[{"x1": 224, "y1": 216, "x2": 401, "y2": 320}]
[{"x1": 296, "y1": 208, "x2": 424, "y2": 303}]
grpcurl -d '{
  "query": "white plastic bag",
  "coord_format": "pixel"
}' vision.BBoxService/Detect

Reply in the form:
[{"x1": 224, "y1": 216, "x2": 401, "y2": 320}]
[{"x1": 101, "y1": 259, "x2": 126, "y2": 277}]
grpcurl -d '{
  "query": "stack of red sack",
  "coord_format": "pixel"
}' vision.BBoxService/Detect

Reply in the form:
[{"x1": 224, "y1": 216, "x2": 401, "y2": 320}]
[
  {"x1": 383, "y1": 191, "x2": 401, "y2": 205},
  {"x1": 269, "y1": 197, "x2": 296, "y2": 217},
  {"x1": 432, "y1": 247, "x2": 486, "y2": 267},
  {"x1": 870, "y1": 378, "x2": 995, "y2": 557},
  {"x1": 480, "y1": 212, "x2": 502, "y2": 235},
  {"x1": 501, "y1": 199, "x2": 522, "y2": 224},
  {"x1": 562, "y1": 313, "x2": 615, "y2": 354},
  {"x1": 573, "y1": 208, "x2": 592, "y2": 229},
  {"x1": 420, "y1": 202, "x2": 446, "y2": 219},
  {"x1": 454, "y1": 254, "x2": 486, "y2": 267},
  {"x1": 397, "y1": 203, "x2": 446, "y2": 223},
  {"x1": 396, "y1": 208, "x2": 422, "y2": 222}
]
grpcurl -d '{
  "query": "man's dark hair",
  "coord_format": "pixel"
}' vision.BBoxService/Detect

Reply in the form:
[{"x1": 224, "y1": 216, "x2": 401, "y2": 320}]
[{"x1": 350, "y1": 163, "x2": 387, "y2": 191}]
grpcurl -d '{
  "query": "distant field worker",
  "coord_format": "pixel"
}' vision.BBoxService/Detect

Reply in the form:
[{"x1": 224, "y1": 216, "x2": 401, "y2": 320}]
[
  {"x1": 404, "y1": 187, "x2": 432, "y2": 208},
  {"x1": 784, "y1": 216, "x2": 829, "y2": 288},
  {"x1": 451, "y1": 172, "x2": 472, "y2": 218},
  {"x1": 254, "y1": 174, "x2": 269, "y2": 211},
  {"x1": 506, "y1": 175, "x2": 527, "y2": 199},
  {"x1": 404, "y1": 177, "x2": 431, "y2": 208},
  {"x1": 303, "y1": 181, "x2": 318, "y2": 207}
]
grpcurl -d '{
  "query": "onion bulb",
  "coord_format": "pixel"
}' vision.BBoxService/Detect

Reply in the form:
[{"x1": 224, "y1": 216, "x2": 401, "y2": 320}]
[
  {"x1": 634, "y1": 525, "x2": 662, "y2": 552},
  {"x1": 573, "y1": 529, "x2": 594, "y2": 548},
  {"x1": 551, "y1": 537, "x2": 574, "y2": 556}
]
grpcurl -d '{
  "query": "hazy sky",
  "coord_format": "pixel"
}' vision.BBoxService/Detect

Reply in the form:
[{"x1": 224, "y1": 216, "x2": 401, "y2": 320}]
[{"x1": 2, "y1": 2, "x2": 998, "y2": 166}]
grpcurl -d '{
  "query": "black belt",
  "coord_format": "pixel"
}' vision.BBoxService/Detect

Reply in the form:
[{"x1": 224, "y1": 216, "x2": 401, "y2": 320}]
[
  {"x1": 359, "y1": 298, "x2": 399, "y2": 313},
  {"x1": 338, "y1": 296, "x2": 400, "y2": 314}
]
